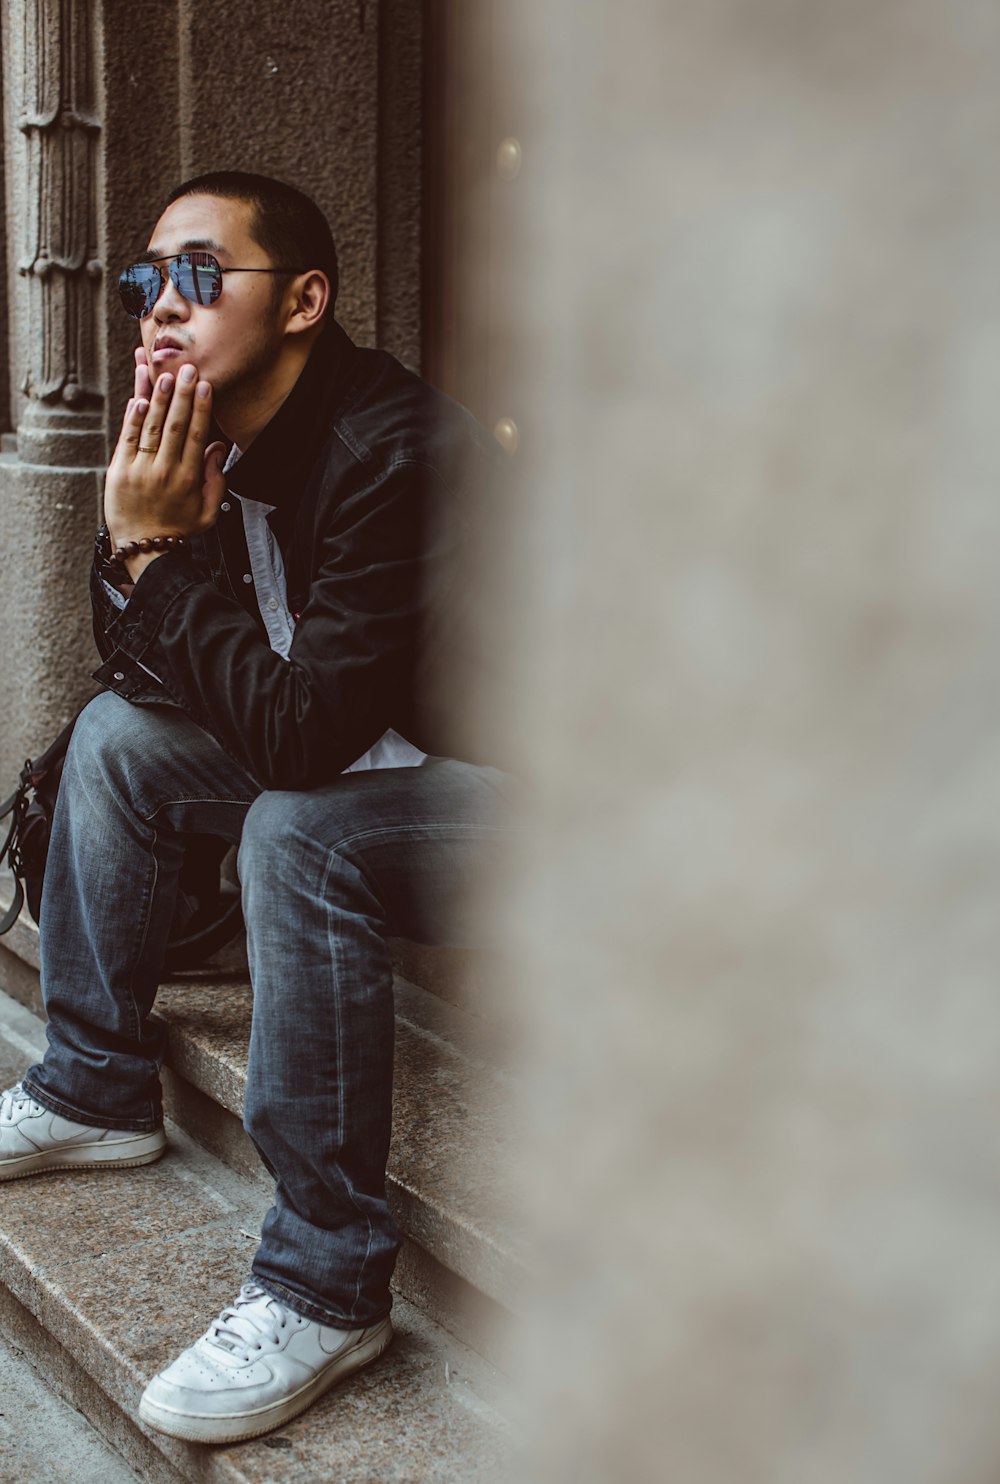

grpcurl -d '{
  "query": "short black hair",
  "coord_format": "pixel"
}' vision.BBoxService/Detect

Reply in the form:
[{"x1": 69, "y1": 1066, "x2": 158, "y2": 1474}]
[{"x1": 164, "y1": 170, "x2": 339, "y2": 316}]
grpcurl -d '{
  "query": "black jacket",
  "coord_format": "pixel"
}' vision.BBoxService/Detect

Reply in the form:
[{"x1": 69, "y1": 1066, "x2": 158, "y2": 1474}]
[{"x1": 92, "y1": 321, "x2": 508, "y2": 789}]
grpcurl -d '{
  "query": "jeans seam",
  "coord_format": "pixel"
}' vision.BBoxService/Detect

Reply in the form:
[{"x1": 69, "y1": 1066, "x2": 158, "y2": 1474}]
[
  {"x1": 19, "y1": 1075, "x2": 161, "y2": 1132},
  {"x1": 251, "y1": 1273, "x2": 387, "y2": 1331},
  {"x1": 332, "y1": 821, "x2": 508, "y2": 854},
  {"x1": 321, "y1": 843, "x2": 377, "y2": 1323},
  {"x1": 144, "y1": 792, "x2": 258, "y2": 823},
  {"x1": 126, "y1": 826, "x2": 158, "y2": 1128}
]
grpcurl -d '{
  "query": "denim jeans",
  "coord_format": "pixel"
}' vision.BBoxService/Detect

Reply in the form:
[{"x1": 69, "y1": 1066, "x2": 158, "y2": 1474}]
[{"x1": 22, "y1": 691, "x2": 514, "y2": 1328}]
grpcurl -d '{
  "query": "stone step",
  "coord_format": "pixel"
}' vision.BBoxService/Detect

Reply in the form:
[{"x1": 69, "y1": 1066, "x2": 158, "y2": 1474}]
[
  {"x1": 0, "y1": 1326, "x2": 145, "y2": 1483},
  {"x1": 0, "y1": 986, "x2": 514, "y2": 1483},
  {"x1": 0, "y1": 881, "x2": 524, "y2": 1369},
  {"x1": 388, "y1": 939, "x2": 511, "y2": 1028}
]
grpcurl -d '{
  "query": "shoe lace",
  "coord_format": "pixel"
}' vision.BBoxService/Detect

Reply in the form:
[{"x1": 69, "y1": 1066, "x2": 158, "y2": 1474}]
[
  {"x1": 0, "y1": 1083, "x2": 42, "y2": 1123},
  {"x1": 206, "y1": 1282, "x2": 294, "y2": 1360}
]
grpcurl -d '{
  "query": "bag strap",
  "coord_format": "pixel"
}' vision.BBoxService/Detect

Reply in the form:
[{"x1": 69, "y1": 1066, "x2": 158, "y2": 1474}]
[
  {"x1": 0, "y1": 758, "x2": 32, "y2": 863},
  {"x1": 0, "y1": 761, "x2": 31, "y2": 934},
  {"x1": 0, "y1": 713, "x2": 82, "y2": 938},
  {"x1": 0, "y1": 874, "x2": 24, "y2": 936}
]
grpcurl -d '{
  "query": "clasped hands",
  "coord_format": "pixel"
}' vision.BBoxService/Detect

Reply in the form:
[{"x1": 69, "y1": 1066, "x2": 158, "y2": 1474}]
[{"x1": 104, "y1": 348, "x2": 228, "y2": 581}]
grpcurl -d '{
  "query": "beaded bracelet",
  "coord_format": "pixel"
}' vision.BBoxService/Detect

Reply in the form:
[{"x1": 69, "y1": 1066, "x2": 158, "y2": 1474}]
[{"x1": 111, "y1": 535, "x2": 187, "y2": 565}]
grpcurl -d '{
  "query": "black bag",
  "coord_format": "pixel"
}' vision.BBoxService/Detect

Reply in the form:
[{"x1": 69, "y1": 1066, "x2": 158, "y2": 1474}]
[{"x1": 0, "y1": 714, "x2": 243, "y2": 972}]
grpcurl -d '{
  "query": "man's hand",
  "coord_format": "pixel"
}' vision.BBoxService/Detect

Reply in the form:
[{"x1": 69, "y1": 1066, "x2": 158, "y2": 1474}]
[{"x1": 105, "y1": 348, "x2": 228, "y2": 581}]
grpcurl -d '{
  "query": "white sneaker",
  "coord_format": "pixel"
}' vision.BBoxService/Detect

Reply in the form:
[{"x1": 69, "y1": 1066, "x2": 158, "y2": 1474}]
[
  {"x1": 0, "y1": 1082, "x2": 167, "y2": 1181},
  {"x1": 139, "y1": 1282, "x2": 394, "y2": 1443}
]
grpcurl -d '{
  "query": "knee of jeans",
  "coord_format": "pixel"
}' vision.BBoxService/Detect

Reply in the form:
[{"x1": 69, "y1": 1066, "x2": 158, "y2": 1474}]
[
  {"x1": 72, "y1": 699, "x2": 213, "y2": 829},
  {"x1": 238, "y1": 789, "x2": 372, "y2": 908},
  {"x1": 67, "y1": 692, "x2": 147, "y2": 781},
  {"x1": 238, "y1": 793, "x2": 281, "y2": 887},
  {"x1": 239, "y1": 790, "x2": 347, "y2": 878}
]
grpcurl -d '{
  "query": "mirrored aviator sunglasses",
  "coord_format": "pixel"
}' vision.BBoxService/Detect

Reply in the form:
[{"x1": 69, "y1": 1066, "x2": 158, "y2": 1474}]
[{"x1": 118, "y1": 251, "x2": 224, "y2": 320}]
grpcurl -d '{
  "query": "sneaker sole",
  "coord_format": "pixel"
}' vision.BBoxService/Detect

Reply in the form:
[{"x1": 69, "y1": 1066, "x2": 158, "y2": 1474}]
[
  {"x1": 137, "y1": 1317, "x2": 395, "y2": 1445},
  {"x1": 0, "y1": 1130, "x2": 167, "y2": 1181}
]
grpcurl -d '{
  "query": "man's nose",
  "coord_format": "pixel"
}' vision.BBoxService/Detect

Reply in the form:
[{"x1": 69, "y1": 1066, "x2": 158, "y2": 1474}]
[{"x1": 151, "y1": 268, "x2": 191, "y2": 324}]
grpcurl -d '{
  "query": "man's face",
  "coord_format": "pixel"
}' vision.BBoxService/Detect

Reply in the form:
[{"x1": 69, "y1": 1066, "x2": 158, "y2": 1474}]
[{"x1": 138, "y1": 193, "x2": 285, "y2": 406}]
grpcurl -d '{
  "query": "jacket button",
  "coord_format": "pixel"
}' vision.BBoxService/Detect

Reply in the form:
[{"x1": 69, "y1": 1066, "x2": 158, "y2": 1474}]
[
  {"x1": 113, "y1": 671, "x2": 125, "y2": 681},
  {"x1": 267, "y1": 597, "x2": 279, "y2": 611},
  {"x1": 220, "y1": 501, "x2": 231, "y2": 512},
  {"x1": 242, "y1": 573, "x2": 253, "y2": 584}
]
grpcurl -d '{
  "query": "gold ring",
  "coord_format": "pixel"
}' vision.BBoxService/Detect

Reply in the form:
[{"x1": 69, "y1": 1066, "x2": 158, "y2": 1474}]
[{"x1": 137, "y1": 444, "x2": 158, "y2": 453}]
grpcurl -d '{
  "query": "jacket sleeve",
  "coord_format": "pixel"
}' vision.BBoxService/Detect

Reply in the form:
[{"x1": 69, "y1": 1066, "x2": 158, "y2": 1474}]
[
  {"x1": 90, "y1": 527, "x2": 128, "y2": 664},
  {"x1": 91, "y1": 461, "x2": 454, "y2": 789}
]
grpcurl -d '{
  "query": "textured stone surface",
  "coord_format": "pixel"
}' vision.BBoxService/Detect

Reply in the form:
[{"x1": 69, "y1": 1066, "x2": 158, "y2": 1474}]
[
  {"x1": 0, "y1": 457, "x2": 102, "y2": 787},
  {"x1": 0, "y1": 1324, "x2": 144, "y2": 1483},
  {"x1": 0, "y1": 989, "x2": 512, "y2": 1483},
  {"x1": 0, "y1": 1282, "x2": 188, "y2": 1484},
  {"x1": 155, "y1": 979, "x2": 255, "y2": 1126},
  {"x1": 392, "y1": 1235, "x2": 513, "y2": 1375},
  {"x1": 0, "y1": 880, "x2": 40, "y2": 974},
  {"x1": 0, "y1": 62, "x2": 8, "y2": 438},
  {"x1": 388, "y1": 1017, "x2": 520, "y2": 1302},
  {"x1": 0, "y1": 939, "x2": 43, "y2": 1019},
  {"x1": 388, "y1": 940, "x2": 516, "y2": 1030},
  {"x1": 161, "y1": 1065, "x2": 266, "y2": 1187},
  {"x1": 375, "y1": 0, "x2": 423, "y2": 370}
]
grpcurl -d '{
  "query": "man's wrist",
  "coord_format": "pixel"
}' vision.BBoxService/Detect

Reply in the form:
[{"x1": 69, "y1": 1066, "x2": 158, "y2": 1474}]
[
  {"x1": 123, "y1": 549, "x2": 167, "y2": 582},
  {"x1": 104, "y1": 531, "x2": 189, "y2": 583}
]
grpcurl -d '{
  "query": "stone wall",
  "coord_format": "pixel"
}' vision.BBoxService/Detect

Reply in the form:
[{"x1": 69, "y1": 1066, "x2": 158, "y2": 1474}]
[{"x1": 0, "y1": 0, "x2": 422, "y2": 784}]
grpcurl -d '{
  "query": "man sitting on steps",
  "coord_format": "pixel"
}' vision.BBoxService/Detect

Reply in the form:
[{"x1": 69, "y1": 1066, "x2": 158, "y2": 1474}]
[{"x1": 0, "y1": 171, "x2": 513, "y2": 1445}]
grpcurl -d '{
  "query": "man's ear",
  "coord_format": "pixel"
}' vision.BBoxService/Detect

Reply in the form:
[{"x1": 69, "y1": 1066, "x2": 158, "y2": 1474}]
[{"x1": 285, "y1": 270, "x2": 331, "y2": 337}]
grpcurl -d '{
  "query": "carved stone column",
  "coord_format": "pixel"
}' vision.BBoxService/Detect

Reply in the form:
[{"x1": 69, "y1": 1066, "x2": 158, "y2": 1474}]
[
  {"x1": 0, "y1": 0, "x2": 106, "y2": 782},
  {"x1": 15, "y1": 0, "x2": 103, "y2": 464}
]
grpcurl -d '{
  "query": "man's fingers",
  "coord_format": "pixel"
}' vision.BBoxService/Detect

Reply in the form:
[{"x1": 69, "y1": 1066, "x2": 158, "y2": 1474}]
[
  {"x1": 155, "y1": 363, "x2": 201, "y2": 464},
  {"x1": 132, "y1": 353, "x2": 152, "y2": 404},
  {"x1": 181, "y1": 377, "x2": 215, "y2": 474},
  {"x1": 118, "y1": 397, "x2": 149, "y2": 456},
  {"x1": 137, "y1": 370, "x2": 176, "y2": 452}
]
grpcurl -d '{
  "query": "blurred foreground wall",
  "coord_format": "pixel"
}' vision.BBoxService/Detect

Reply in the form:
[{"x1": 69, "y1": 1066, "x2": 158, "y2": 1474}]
[{"x1": 492, "y1": 2, "x2": 1000, "y2": 1481}]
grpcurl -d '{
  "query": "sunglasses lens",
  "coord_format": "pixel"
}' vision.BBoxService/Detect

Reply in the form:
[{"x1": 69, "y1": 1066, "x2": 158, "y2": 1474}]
[
  {"x1": 172, "y1": 252, "x2": 222, "y2": 306},
  {"x1": 118, "y1": 252, "x2": 223, "y2": 319},
  {"x1": 118, "y1": 263, "x2": 161, "y2": 319}
]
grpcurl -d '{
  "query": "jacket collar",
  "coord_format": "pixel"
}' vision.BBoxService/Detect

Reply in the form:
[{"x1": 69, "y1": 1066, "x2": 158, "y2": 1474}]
[{"x1": 223, "y1": 318, "x2": 359, "y2": 510}]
